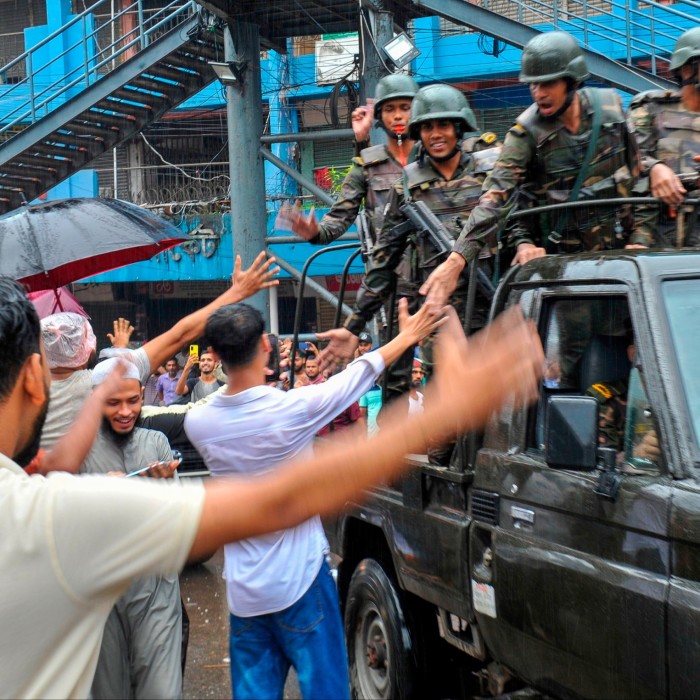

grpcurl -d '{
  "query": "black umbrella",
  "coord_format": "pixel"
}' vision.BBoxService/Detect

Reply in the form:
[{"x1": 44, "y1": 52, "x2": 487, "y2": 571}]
[{"x1": 0, "y1": 198, "x2": 187, "y2": 292}]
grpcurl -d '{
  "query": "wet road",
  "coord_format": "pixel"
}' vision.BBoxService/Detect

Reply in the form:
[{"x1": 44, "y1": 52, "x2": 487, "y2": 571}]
[{"x1": 180, "y1": 548, "x2": 300, "y2": 699}]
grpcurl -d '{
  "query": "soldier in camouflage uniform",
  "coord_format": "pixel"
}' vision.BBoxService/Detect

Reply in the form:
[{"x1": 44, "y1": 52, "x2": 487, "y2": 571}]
[
  {"x1": 628, "y1": 27, "x2": 700, "y2": 247},
  {"x1": 319, "y1": 85, "x2": 500, "y2": 418},
  {"x1": 419, "y1": 31, "x2": 642, "y2": 310},
  {"x1": 279, "y1": 74, "x2": 420, "y2": 245}
]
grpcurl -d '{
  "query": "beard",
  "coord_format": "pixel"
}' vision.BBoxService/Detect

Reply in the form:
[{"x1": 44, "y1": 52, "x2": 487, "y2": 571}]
[
  {"x1": 102, "y1": 416, "x2": 136, "y2": 448},
  {"x1": 16, "y1": 400, "x2": 49, "y2": 469}
]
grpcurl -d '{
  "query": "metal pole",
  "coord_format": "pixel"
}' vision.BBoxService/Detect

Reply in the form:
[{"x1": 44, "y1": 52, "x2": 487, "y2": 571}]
[
  {"x1": 261, "y1": 146, "x2": 334, "y2": 206},
  {"x1": 260, "y1": 129, "x2": 354, "y2": 144},
  {"x1": 269, "y1": 248, "x2": 356, "y2": 318},
  {"x1": 226, "y1": 22, "x2": 269, "y2": 324},
  {"x1": 269, "y1": 285, "x2": 279, "y2": 334}
]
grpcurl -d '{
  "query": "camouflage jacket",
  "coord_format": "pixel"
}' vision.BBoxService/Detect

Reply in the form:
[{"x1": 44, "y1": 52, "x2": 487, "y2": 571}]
[
  {"x1": 454, "y1": 88, "x2": 642, "y2": 261},
  {"x1": 313, "y1": 144, "x2": 416, "y2": 245},
  {"x1": 344, "y1": 137, "x2": 500, "y2": 335},
  {"x1": 627, "y1": 90, "x2": 700, "y2": 246}
]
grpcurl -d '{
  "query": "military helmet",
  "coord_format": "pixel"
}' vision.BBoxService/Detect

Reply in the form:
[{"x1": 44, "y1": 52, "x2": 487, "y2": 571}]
[
  {"x1": 670, "y1": 27, "x2": 700, "y2": 72},
  {"x1": 519, "y1": 31, "x2": 590, "y2": 84},
  {"x1": 374, "y1": 74, "x2": 420, "y2": 113},
  {"x1": 408, "y1": 84, "x2": 477, "y2": 140}
]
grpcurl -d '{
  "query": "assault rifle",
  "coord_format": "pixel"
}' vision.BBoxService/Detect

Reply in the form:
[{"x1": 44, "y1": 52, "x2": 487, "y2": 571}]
[
  {"x1": 398, "y1": 200, "x2": 496, "y2": 301},
  {"x1": 356, "y1": 211, "x2": 374, "y2": 264}
]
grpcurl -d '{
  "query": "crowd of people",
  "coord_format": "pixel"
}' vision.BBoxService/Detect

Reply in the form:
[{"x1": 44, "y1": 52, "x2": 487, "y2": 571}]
[{"x1": 0, "y1": 24, "x2": 697, "y2": 700}]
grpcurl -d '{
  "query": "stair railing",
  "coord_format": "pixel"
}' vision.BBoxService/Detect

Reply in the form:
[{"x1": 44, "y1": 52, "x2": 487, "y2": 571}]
[{"x1": 0, "y1": 0, "x2": 200, "y2": 138}]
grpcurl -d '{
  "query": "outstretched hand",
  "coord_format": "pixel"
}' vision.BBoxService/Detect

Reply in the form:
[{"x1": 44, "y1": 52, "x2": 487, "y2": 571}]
[
  {"x1": 427, "y1": 306, "x2": 544, "y2": 441},
  {"x1": 316, "y1": 327, "x2": 359, "y2": 373},
  {"x1": 230, "y1": 252, "x2": 280, "y2": 301},
  {"x1": 419, "y1": 252, "x2": 465, "y2": 306},
  {"x1": 107, "y1": 317, "x2": 134, "y2": 348},
  {"x1": 275, "y1": 201, "x2": 319, "y2": 241},
  {"x1": 396, "y1": 297, "x2": 447, "y2": 345}
]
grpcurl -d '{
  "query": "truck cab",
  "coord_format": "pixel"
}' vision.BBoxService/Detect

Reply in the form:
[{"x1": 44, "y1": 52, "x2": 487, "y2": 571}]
[{"x1": 326, "y1": 250, "x2": 700, "y2": 699}]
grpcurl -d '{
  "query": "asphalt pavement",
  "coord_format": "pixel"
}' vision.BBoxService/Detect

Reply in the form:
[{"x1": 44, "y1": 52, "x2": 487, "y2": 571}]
[{"x1": 180, "y1": 548, "x2": 300, "y2": 699}]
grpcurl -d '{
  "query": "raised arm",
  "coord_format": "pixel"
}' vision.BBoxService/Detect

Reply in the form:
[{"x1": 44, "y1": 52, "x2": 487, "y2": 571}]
[
  {"x1": 143, "y1": 252, "x2": 279, "y2": 374},
  {"x1": 175, "y1": 354, "x2": 197, "y2": 396},
  {"x1": 189, "y1": 306, "x2": 544, "y2": 560},
  {"x1": 34, "y1": 363, "x2": 127, "y2": 475}
]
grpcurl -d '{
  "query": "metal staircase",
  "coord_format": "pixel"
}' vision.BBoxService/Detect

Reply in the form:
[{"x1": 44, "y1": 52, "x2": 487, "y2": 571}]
[{"x1": 0, "y1": 0, "x2": 223, "y2": 214}]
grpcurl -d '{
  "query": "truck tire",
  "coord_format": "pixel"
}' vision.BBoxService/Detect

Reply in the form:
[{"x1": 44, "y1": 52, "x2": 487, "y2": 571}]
[{"x1": 345, "y1": 558, "x2": 416, "y2": 699}]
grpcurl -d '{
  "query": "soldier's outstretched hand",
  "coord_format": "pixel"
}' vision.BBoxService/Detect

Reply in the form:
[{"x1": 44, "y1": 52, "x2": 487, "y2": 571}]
[
  {"x1": 419, "y1": 251, "x2": 466, "y2": 306},
  {"x1": 275, "y1": 201, "x2": 320, "y2": 241}
]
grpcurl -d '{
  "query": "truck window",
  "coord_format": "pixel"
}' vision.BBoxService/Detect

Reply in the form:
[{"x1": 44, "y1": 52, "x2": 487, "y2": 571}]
[
  {"x1": 533, "y1": 295, "x2": 632, "y2": 452},
  {"x1": 661, "y1": 278, "x2": 700, "y2": 451},
  {"x1": 623, "y1": 367, "x2": 660, "y2": 472}
]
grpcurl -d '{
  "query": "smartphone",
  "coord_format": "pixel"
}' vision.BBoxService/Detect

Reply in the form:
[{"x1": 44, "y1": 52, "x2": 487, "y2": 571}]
[
  {"x1": 189, "y1": 344, "x2": 199, "y2": 358},
  {"x1": 125, "y1": 450, "x2": 182, "y2": 478},
  {"x1": 266, "y1": 333, "x2": 281, "y2": 382}
]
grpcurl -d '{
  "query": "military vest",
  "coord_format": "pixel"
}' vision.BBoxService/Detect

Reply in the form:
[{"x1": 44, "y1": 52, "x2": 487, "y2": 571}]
[
  {"x1": 403, "y1": 140, "x2": 500, "y2": 274},
  {"x1": 515, "y1": 88, "x2": 635, "y2": 252},
  {"x1": 356, "y1": 144, "x2": 405, "y2": 236},
  {"x1": 630, "y1": 90, "x2": 700, "y2": 175},
  {"x1": 629, "y1": 91, "x2": 700, "y2": 246}
]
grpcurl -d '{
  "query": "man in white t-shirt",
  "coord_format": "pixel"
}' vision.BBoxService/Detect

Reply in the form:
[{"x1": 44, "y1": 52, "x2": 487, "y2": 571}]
[
  {"x1": 0, "y1": 276, "x2": 543, "y2": 700},
  {"x1": 184, "y1": 300, "x2": 444, "y2": 699}
]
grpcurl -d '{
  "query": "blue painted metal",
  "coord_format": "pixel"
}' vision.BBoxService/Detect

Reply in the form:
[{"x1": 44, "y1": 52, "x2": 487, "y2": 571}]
[
  {"x1": 0, "y1": 0, "x2": 198, "y2": 139},
  {"x1": 411, "y1": 0, "x2": 679, "y2": 93},
  {"x1": 0, "y1": 13, "x2": 204, "y2": 167},
  {"x1": 80, "y1": 209, "x2": 366, "y2": 283}
]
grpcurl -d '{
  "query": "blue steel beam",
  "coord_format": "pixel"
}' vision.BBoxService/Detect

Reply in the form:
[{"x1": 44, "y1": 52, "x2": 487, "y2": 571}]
[{"x1": 412, "y1": 0, "x2": 677, "y2": 93}]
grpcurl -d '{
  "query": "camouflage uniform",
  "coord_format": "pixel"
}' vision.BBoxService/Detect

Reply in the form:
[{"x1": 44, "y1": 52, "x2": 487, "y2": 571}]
[
  {"x1": 310, "y1": 143, "x2": 417, "y2": 246},
  {"x1": 454, "y1": 87, "x2": 641, "y2": 261},
  {"x1": 628, "y1": 90, "x2": 700, "y2": 247},
  {"x1": 344, "y1": 137, "x2": 500, "y2": 390}
]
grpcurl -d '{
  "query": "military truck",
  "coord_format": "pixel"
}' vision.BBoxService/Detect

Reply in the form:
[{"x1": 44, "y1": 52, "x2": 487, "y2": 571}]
[{"x1": 325, "y1": 250, "x2": 700, "y2": 700}]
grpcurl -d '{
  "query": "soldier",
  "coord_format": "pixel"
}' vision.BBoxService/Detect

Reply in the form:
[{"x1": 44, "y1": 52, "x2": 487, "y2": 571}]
[
  {"x1": 420, "y1": 30, "x2": 642, "y2": 308},
  {"x1": 278, "y1": 75, "x2": 422, "y2": 394},
  {"x1": 318, "y1": 85, "x2": 500, "y2": 428},
  {"x1": 628, "y1": 27, "x2": 700, "y2": 247},
  {"x1": 279, "y1": 73, "x2": 420, "y2": 245}
]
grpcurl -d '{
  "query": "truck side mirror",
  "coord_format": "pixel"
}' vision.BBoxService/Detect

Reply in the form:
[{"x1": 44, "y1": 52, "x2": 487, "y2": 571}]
[{"x1": 545, "y1": 396, "x2": 598, "y2": 470}]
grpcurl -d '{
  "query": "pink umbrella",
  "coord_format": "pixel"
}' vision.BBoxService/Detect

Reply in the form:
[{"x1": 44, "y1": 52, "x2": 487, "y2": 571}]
[{"x1": 28, "y1": 287, "x2": 89, "y2": 319}]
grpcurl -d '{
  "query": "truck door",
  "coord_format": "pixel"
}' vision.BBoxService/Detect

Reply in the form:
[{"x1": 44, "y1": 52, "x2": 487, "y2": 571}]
[{"x1": 471, "y1": 288, "x2": 671, "y2": 700}]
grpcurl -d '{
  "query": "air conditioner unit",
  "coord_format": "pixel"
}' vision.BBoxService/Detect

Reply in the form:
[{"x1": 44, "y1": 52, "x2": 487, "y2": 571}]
[{"x1": 315, "y1": 35, "x2": 359, "y2": 85}]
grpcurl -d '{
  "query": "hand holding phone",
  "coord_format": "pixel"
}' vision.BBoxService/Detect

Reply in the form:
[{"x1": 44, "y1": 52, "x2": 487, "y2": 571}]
[{"x1": 126, "y1": 450, "x2": 182, "y2": 478}]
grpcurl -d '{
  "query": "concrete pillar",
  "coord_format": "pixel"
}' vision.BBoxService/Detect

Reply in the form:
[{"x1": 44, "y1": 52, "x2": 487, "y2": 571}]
[
  {"x1": 225, "y1": 22, "x2": 270, "y2": 324},
  {"x1": 359, "y1": 9, "x2": 394, "y2": 145}
]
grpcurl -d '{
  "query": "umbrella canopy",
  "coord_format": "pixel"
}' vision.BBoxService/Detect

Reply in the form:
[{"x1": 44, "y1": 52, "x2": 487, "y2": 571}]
[
  {"x1": 28, "y1": 286, "x2": 88, "y2": 319},
  {"x1": 0, "y1": 198, "x2": 186, "y2": 292}
]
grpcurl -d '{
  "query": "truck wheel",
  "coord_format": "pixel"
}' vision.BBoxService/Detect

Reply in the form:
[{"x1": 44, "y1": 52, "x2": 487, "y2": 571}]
[{"x1": 345, "y1": 559, "x2": 415, "y2": 699}]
